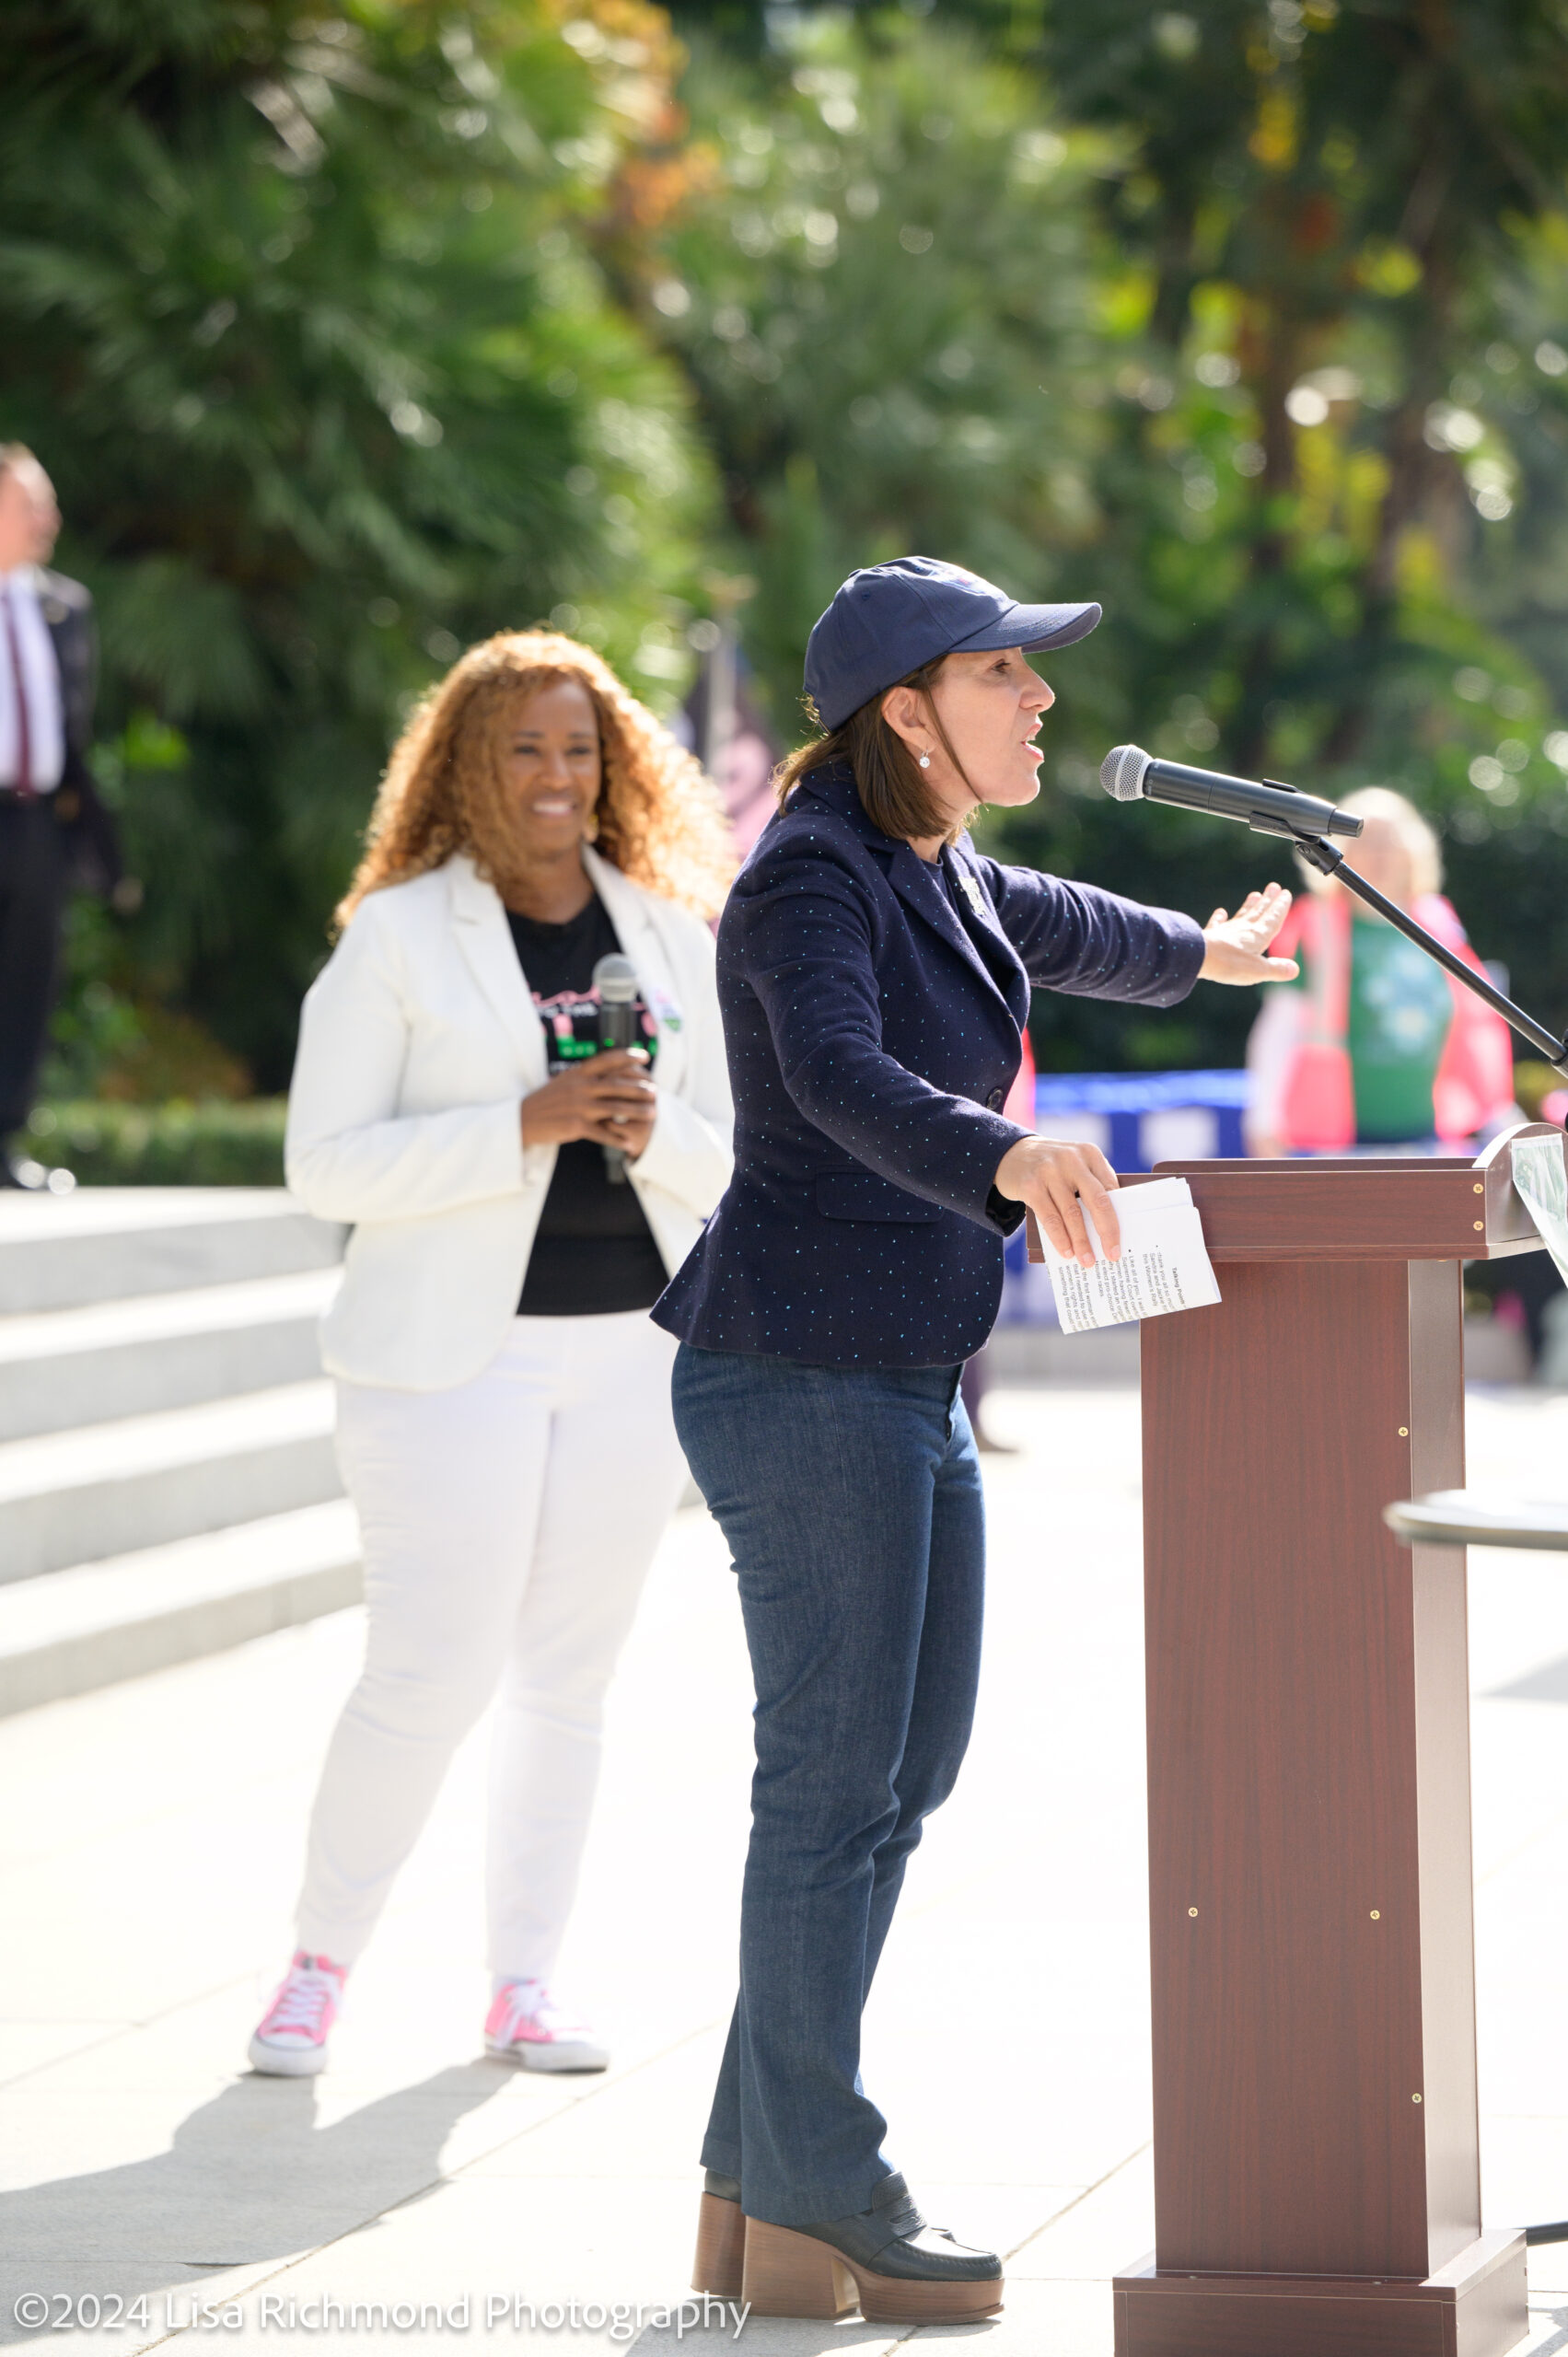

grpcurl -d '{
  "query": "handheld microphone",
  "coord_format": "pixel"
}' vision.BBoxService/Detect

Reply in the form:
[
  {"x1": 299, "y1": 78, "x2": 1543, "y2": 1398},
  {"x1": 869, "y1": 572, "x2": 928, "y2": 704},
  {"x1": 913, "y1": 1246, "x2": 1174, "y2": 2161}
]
[
  {"x1": 591, "y1": 953, "x2": 643, "y2": 1184},
  {"x1": 1099, "y1": 745, "x2": 1364, "y2": 842}
]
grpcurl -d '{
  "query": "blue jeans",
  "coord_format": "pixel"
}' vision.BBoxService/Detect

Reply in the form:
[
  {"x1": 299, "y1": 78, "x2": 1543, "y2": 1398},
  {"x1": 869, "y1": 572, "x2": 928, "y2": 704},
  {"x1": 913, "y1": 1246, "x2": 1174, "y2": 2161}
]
[{"x1": 671, "y1": 1343, "x2": 986, "y2": 2227}]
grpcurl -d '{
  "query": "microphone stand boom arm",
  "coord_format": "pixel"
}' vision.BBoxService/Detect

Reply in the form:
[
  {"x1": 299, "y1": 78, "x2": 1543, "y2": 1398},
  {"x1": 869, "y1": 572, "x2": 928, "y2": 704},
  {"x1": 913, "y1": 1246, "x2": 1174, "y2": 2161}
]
[{"x1": 1290, "y1": 830, "x2": 1568, "y2": 1082}]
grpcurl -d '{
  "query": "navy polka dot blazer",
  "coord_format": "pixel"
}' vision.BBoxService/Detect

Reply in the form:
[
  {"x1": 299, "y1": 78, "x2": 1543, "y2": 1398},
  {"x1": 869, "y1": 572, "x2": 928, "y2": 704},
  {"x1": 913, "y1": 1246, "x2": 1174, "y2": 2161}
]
[{"x1": 653, "y1": 761, "x2": 1204, "y2": 1366}]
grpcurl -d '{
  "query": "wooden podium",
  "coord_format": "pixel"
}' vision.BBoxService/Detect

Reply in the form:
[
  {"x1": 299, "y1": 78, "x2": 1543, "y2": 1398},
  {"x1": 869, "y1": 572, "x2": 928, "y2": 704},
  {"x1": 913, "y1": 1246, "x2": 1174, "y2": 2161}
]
[{"x1": 1030, "y1": 1127, "x2": 1564, "y2": 2357}]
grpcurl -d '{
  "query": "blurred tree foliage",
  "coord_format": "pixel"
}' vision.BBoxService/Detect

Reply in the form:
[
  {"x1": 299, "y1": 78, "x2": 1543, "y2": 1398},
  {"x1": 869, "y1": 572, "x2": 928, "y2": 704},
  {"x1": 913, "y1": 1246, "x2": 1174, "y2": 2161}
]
[
  {"x1": 1, "y1": 0, "x2": 715, "y2": 1088},
  {"x1": 8, "y1": 0, "x2": 1568, "y2": 1087},
  {"x1": 618, "y1": 13, "x2": 1113, "y2": 700},
  {"x1": 657, "y1": 0, "x2": 1568, "y2": 1071}
]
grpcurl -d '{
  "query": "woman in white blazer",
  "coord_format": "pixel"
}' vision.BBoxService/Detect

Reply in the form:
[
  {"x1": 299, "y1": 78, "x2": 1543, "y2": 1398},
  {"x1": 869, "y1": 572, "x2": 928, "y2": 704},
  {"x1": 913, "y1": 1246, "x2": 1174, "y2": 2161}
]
[{"x1": 250, "y1": 632, "x2": 734, "y2": 2079}]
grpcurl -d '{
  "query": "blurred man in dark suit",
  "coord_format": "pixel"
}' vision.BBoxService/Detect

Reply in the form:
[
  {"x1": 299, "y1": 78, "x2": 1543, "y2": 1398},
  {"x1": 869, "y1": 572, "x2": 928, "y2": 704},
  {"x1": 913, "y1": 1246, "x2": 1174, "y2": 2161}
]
[{"x1": 0, "y1": 445, "x2": 125, "y2": 1186}]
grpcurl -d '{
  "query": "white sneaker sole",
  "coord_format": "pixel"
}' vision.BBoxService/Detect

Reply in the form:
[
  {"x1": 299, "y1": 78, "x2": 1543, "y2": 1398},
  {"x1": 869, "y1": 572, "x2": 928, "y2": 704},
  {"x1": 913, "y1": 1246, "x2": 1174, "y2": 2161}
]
[
  {"x1": 484, "y1": 2037, "x2": 609, "y2": 2073},
  {"x1": 248, "y1": 2033, "x2": 330, "y2": 2078}
]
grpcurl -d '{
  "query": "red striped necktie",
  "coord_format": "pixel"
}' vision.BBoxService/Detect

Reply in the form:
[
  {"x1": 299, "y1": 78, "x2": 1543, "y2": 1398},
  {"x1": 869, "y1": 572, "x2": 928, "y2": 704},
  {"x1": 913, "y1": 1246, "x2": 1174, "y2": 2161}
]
[{"x1": 2, "y1": 583, "x2": 34, "y2": 798}]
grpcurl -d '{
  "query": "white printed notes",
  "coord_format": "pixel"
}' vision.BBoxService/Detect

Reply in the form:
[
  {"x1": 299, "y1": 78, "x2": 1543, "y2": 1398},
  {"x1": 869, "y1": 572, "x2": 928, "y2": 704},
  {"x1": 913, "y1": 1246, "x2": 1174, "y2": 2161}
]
[
  {"x1": 1512, "y1": 1132, "x2": 1568, "y2": 1290},
  {"x1": 1044, "y1": 1175, "x2": 1221, "y2": 1334}
]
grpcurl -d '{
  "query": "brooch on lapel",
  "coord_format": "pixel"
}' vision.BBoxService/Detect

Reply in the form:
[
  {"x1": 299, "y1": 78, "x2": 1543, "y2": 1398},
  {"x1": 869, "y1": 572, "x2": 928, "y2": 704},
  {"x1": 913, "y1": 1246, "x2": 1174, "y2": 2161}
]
[{"x1": 957, "y1": 870, "x2": 987, "y2": 917}]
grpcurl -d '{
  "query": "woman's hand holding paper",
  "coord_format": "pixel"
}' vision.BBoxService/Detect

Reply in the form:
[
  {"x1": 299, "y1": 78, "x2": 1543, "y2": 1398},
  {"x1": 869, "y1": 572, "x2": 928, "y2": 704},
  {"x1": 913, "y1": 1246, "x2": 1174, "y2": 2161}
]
[{"x1": 993, "y1": 1133, "x2": 1121, "y2": 1271}]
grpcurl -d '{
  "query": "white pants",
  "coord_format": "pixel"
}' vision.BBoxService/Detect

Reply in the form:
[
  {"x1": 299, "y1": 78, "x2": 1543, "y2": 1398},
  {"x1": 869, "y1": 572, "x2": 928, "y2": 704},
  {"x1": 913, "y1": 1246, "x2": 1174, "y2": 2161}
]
[{"x1": 296, "y1": 1313, "x2": 685, "y2": 1981}]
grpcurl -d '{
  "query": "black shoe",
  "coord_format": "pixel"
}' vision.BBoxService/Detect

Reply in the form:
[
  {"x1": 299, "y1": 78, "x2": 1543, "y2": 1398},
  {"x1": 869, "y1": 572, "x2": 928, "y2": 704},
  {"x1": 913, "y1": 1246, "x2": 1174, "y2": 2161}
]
[{"x1": 798, "y1": 2172, "x2": 999, "y2": 2284}]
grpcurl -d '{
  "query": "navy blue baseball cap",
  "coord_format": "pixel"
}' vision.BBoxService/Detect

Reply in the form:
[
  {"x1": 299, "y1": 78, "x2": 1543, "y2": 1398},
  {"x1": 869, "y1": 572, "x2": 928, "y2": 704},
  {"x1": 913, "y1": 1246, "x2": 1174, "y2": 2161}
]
[{"x1": 804, "y1": 555, "x2": 1101, "y2": 732}]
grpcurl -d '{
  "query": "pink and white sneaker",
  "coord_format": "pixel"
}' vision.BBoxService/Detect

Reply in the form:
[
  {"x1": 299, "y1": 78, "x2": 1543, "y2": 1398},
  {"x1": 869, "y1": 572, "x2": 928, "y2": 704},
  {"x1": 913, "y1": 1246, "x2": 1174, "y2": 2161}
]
[
  {"x1": 484, "y1": 1979, "x2": 608, "y2": 2073},
  {"x1": 248, "y1": 1952, "x2": 346, "y2": 2077}
]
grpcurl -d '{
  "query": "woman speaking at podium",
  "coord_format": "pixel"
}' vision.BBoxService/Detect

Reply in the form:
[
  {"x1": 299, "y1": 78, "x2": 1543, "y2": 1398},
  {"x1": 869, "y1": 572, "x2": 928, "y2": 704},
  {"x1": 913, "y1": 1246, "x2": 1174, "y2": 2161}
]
[{"x1": 656, "y1": 557, "x2": 1295, "y2": 2325}]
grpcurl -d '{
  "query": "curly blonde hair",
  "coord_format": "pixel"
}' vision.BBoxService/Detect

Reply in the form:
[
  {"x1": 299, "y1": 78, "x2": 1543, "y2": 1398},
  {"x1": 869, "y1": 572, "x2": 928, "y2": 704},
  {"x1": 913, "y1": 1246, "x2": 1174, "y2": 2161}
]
[{"x1": 336, "y1": 631, "x2": 735, "y2": 929}]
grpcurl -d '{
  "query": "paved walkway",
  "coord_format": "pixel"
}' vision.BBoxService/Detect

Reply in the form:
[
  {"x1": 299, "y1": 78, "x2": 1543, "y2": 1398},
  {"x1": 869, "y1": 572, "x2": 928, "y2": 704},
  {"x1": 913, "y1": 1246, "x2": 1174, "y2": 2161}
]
[{"x1": 5, "y1": 1384, "x2": 1568, "y2": 2354}]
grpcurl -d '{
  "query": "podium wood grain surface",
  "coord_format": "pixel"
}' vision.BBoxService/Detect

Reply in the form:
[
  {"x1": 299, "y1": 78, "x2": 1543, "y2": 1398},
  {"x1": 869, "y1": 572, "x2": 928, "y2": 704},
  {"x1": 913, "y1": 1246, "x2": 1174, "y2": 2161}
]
[{"x1": 1028, "y1": 1131, "x2": 1562, "y2": 2357}]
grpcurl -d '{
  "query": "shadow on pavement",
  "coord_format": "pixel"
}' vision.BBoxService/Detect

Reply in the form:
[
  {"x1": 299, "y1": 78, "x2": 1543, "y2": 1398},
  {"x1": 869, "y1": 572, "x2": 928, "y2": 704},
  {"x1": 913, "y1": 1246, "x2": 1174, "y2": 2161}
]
[
  {"x1": 1489, "y1": 1656, "x2": 1568, "y2": 1701},
  {"x1": 0, "y1": 2062, "x2": 505, "y2": 2340}
]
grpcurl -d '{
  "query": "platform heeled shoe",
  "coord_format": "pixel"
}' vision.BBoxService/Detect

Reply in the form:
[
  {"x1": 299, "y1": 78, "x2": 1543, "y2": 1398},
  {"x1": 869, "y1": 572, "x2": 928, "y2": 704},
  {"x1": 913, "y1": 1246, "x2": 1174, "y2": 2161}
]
[
  {"x1": 691, "y1": 2170, "x2": 746, "y2": 2300},
  {"x1": 741, "y1": 2171, "x2": 1004, "y2": 2325}
]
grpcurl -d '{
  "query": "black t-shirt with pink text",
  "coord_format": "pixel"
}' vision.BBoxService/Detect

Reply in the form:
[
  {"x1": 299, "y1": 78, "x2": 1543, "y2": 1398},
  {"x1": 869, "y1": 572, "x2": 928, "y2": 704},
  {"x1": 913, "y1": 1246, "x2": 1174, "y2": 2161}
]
[{"x1": 506, "y1": 893, "x2": 667, "y2": 1317}]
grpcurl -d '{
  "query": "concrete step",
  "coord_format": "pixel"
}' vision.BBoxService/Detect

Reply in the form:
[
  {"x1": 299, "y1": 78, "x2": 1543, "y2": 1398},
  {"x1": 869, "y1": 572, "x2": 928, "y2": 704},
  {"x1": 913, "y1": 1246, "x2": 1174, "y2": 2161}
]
[
  {"x1": 0, "y1": 1499, "x2": 362, "y2": 1715},
  {"x1": 0, "y1": 1188, "x2": 343, "y2": 1315},
  {"x1": 0, "y1": 1268, "x2": 338, "y2": 1440},
  {"x1": 0, "y1": 1380, "x2": 339, "y2": 1584}
]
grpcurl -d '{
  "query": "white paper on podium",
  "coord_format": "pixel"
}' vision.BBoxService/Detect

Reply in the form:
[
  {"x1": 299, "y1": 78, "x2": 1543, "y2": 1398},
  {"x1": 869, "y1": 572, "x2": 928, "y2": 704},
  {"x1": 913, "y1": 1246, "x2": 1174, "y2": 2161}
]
[
  {"x1": 1044, "y1": 1175, "x2": 1222, "y2": 1335},
  {"x1": 1511, "y1": 1132, "x2": 1568, "y2": 1290}
]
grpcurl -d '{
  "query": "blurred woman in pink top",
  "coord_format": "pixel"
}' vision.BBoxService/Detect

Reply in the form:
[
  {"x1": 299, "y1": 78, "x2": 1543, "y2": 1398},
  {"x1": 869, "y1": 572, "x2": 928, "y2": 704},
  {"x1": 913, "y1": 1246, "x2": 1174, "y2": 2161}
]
[{"x1": 1246, "y1": 787, "x2": 1516, "y2": 1158}]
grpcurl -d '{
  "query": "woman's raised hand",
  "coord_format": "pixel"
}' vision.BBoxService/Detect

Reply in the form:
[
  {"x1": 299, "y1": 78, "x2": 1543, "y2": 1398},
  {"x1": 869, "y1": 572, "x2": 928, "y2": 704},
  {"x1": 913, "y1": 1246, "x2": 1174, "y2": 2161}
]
[
  {"x1": 1199, "y1": 883, "x2": 1298, "y2": 985},
  {"x1": 520, "y1": 1050, "x2": 657, "y2": 1159},
  {"x1": 993, "y1": 1134, "x2": 1121, "y2": 1271}
]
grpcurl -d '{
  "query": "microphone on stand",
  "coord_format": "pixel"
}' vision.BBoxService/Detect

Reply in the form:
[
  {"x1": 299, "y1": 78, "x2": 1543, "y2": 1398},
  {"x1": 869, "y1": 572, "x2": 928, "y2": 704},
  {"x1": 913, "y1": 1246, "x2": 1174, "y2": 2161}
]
[
  {"x1": 1099, "y1": 744, "x2": 1568, "y2": 1076},
  {"x1": 591, "y1": 953, "x2": 643, "y2": 1184},
  {"x1": 1099, "y1": 744, "x2": 1364, "y2": 842}
]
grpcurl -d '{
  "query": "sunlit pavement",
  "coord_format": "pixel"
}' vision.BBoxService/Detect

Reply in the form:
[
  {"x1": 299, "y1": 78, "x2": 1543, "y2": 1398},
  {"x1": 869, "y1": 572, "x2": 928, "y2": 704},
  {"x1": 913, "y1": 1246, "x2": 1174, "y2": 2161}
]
[{"x1": 5, "y1": 1383, "x2": 1568, "y2": 2355}]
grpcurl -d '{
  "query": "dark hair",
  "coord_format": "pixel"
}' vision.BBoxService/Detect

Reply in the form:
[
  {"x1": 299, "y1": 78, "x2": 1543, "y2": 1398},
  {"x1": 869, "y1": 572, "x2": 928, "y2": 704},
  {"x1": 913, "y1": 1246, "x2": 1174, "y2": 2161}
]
[{"x1": 775, "y1": 656, "x2": 975, "y2": 844}]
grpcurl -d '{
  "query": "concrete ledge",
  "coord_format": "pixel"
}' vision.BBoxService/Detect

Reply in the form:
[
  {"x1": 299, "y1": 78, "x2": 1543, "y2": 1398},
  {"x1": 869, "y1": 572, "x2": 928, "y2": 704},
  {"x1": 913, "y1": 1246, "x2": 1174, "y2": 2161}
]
[
  {"x1": 0, "y1": 1500, "x2": 362, "y2": 1715},
  {"x1": 988, "y1": 1318, "x2": 1537, "y2": 1387},
  {"x1": 988, "y1": 1323, "x2": 1141, "y2": 1385},
  {"x1": 0, "y1": 1190, "x2": 343, "y2": 1315},
  {"x1": 0, "y1": 1382, "x2": 341, "y2": 1583},
  {"x1": 1463, "y1": 1318, "x2": 1534, "y2": 1385},
  {"x1": 0, "y1": 1271, "x2": 337, "y2": 1438}
]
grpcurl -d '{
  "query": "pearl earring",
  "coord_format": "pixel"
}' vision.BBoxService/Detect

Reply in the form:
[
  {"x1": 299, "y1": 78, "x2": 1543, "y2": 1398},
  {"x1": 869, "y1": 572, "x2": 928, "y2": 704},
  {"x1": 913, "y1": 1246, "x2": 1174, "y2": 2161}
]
[{"x1": 918, "y1": 752, "x2": 932, "y2": 769}]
